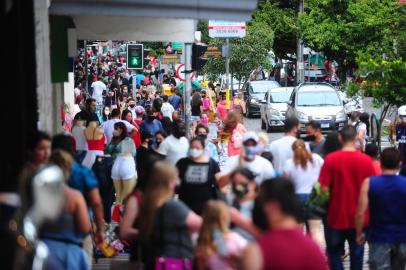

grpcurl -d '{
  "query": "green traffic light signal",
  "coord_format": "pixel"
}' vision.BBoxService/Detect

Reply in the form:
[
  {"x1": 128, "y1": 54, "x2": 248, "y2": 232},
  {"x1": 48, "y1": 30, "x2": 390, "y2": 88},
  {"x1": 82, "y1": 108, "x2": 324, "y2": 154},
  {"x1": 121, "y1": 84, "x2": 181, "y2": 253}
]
[{"x1": 127, "y1": 44, "x2": 144, "y2": 69}]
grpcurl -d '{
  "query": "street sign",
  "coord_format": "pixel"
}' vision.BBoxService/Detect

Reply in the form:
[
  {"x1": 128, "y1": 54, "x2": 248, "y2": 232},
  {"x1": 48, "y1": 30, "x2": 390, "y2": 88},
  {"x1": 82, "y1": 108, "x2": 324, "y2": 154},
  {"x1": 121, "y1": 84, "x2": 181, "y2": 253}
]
[
  {"x1": 171, "y1": 42, "x2": 183, "y2": 50},
  {"x1": 208, "y1": 20, "x2": 246, "y2": 38},
  {"x1": 203, "y1": 45, "x2": 223, "y2": 59},
  {"x1": 158, "y1": 55, "x2": 182, "y2": 65},
  {"x1": 126, "y1": 44, "x2": 144, "y2": 69},
  {"x1": 176, "y1": 64, "x2": 195, "y2": 82}
]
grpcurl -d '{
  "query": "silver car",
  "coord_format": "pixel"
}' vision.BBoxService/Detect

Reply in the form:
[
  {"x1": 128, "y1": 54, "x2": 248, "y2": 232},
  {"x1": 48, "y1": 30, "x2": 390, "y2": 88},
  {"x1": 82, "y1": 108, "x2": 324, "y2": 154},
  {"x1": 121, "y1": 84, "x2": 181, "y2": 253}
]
[
  {"x1": 286, "y1": 83, "x2": 347, "y2": 133},
  {"x1": 260, "y1": 87, "x2": 294, "y2": 132}
]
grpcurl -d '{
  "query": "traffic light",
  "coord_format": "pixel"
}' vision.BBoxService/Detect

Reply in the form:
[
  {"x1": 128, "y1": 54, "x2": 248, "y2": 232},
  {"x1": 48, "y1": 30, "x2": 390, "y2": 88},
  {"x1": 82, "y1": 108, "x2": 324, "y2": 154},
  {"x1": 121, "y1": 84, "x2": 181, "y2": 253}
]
[
  {"x1": 192, "y1": 44, "x2": 208, "y2": 71},
  {"x1": 127, "y1": 44, "x2": 144, "y2": 69}
]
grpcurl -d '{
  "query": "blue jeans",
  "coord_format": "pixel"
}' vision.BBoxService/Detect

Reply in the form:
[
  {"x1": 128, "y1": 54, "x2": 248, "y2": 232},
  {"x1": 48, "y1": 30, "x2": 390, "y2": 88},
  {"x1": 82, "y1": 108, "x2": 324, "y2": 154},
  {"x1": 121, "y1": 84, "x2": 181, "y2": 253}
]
[
  {"x1": 324, "y1": 225, "x2": 366, "y2": 270},
  {"x1": 369, "y1": 243, "x2": 406, "y2": 270}
]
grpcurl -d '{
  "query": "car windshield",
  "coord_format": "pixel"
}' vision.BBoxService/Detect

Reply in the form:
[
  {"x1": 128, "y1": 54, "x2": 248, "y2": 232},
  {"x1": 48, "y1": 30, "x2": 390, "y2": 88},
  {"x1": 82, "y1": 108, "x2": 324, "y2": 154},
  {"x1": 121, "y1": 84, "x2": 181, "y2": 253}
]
[
  {"x1": 251, "y1": 82, "x2": 279, "y2": 93},
  {"x1": 270, "y1": 91, "x2": 292, "y2": 103},
  {"x1": 297, "y1": 91, "x2": 341, "y2": 106}
]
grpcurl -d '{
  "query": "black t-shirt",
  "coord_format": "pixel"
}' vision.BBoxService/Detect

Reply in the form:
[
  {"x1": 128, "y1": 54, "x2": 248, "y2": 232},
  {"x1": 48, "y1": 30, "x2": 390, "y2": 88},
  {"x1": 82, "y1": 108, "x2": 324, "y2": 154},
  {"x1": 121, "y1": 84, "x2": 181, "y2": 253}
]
[
  {"x1": 176, "y1": 158, "x2": 220, "y2": 215},
  {"x1": 74, "y1": 109, "x2": 99, "y2": 125},
  {"x1": 191, "y1": 93, "x2": 202, "y2": 116},
  {"x1": 136, "y1": 147, "x2": 165, "y2": 190}
]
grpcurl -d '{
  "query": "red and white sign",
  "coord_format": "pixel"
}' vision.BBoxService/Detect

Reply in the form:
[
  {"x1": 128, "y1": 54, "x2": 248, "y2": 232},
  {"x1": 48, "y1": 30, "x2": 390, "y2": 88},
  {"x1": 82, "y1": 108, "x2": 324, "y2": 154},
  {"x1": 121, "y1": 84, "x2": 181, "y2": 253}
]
[
  {"x1": 208, "y1": 20, "x2": 246, "y2": 38},
  {"x1": 176, "y1": 64, "x2": 195, "y2": 82}
]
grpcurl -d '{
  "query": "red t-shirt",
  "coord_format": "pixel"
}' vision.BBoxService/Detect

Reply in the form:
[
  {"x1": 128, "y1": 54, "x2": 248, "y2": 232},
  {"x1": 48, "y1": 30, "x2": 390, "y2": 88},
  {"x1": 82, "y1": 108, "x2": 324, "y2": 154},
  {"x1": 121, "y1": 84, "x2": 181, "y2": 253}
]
[
  {"x1": 258, "y1": 229, "x2": 327, "y2": 270},
  {"x1": 319, "y1": 150, "x2": 375, "y2": 229}
]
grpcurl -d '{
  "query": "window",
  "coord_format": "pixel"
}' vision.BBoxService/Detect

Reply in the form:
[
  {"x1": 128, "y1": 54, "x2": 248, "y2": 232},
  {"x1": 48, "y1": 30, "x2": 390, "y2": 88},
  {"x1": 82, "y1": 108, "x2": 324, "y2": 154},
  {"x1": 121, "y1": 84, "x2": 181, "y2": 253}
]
[
  {"x1": 270, "y1": 91, "x2": 292, "y2": 103},
  {"x1": 297, "y1": 91, "x2": 341, "y2": 106}
]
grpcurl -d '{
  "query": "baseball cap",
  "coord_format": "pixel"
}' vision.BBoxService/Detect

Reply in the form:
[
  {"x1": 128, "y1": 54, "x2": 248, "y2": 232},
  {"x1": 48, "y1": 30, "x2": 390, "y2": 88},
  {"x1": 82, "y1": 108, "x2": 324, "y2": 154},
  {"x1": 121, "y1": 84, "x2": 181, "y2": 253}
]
[{"x1": 242, "y1": 131, "x2": 259, "y2": 144}]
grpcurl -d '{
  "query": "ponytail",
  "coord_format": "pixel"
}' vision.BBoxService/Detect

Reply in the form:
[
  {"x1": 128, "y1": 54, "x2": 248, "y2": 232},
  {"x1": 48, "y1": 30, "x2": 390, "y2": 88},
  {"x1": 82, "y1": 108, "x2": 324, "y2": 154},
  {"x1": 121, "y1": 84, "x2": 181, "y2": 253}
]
[{"x1": 292, "y1": 140, "x2": 313, "y2": 170}]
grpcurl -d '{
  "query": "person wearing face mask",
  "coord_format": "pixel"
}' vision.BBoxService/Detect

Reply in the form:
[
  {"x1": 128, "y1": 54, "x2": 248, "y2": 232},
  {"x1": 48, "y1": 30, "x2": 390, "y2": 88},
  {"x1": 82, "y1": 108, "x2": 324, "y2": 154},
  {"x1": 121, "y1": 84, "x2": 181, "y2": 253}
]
[
  {"x1": 74, "y1": 98, "x2": 99, "y2": 126},
  {"x1": 122, "y1": 109, "x2": 141, "y2": 148},
  {"x1": 219, "y1": 132, "x2": 275, "y2": 187},
  {"x1": 396, "y1": 105, "x2": 406, "y2": 166},
  {"x1": 127, "y1": 98, "x2": 137, "y2": 121},
  {"x1": 101, "y1": 106, "x2": 111, "y2": 122},
  {"x1": 229, "y1": 167, "x2": 257, "y2": 241},
  {"x1": 305, "y1": 121, "x2": 326, "y2": 156},
  {"x1": 195, "y1": 123, "x2": 219, "y2": 163},
  {"x1": 105, "y1": 122, "x2": 137, "y2": 206},
  {"x1": 140, "y1": 109, "x2": 163, "y2": 143},
  {"x1": 158, "y1": 121, "x2": 189, "y2": 165},
  {"x1": 176, "y1": 137, "x2": 221, "y2": 215}
]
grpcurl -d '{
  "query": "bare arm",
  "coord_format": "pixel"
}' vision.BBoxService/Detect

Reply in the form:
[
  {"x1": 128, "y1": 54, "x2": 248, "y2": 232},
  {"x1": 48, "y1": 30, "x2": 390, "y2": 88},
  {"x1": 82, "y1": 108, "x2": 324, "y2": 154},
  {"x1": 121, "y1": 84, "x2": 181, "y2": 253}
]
[
  {"x1": 88, "y1": 188, "x2": 105, "y2": 246},
  {"x1": 119, "y1": 196, "x2": 139, "y2": 240},
  {"x1": 241, "y1": 243, "x2": 263, "y2": 270},
  {"x1": 230, "y1": 207, "x2": 263, "y2": 239},
  {"x1": 73, "y1": 190, "x2": 91, "y2": 234},
  {"x1": 185, "y1": 211, "x2": 202, "y2": 234},
  {"x1": 355, "y1": 178, "x2": 370, "y2": 244}
]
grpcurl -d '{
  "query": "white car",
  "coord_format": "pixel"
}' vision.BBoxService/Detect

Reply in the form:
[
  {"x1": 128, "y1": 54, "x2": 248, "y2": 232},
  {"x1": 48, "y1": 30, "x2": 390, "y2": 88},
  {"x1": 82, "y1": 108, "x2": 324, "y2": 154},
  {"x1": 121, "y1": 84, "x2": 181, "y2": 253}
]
[{"x1": 260, "y1": 87, "x2": 294, "y2": 132}]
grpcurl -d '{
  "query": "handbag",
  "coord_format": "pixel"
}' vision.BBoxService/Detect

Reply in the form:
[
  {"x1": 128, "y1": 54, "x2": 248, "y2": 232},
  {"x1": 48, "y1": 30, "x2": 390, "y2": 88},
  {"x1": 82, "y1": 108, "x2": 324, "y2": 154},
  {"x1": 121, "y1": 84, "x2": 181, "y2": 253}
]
[
  {"x1": 154, "y1": 204, "x2": 193, "y2": 270},
  {"x1": 304, "y1": 183, "x2": 330, "y2": 219}
]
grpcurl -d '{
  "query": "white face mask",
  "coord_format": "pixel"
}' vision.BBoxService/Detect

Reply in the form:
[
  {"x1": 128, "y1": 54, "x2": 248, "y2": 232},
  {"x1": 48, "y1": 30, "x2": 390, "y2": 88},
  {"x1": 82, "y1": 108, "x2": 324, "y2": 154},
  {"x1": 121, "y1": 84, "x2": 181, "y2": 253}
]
[
  {"x1": 189, "y1": 148, "x2": 204, "y2": 158},
  {"x1": 113, "y1": 129, "x2": 122, "y2": 136}
]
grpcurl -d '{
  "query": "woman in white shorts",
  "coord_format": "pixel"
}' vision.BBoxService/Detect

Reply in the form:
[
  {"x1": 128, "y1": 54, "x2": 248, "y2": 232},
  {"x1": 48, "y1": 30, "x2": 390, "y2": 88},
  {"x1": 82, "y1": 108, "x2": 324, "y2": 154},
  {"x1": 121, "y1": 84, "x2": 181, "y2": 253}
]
[{"x1": 105, "y1": 122, "x2": 137, "y2": 205}]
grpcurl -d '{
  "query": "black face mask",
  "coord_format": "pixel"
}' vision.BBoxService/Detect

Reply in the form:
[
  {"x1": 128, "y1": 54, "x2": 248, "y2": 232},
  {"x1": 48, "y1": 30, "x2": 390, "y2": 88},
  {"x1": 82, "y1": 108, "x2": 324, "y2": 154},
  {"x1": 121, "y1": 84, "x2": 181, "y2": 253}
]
[
  {"x1": 197, "y1": 134, "x2": 207, "y2": 141},
  {"x1": 232, "y1": 183, "x2": 249, "y2": 198},
  {"x1": 147, "y1": 115, "x2": 155, "y2": 122},
  {"x1": 156, "y1": 140, "x2": 162, "y2": 147},
  {"x1": 136, "y1": 96, "x2": 141, "y2": 101},
  {"x1": 304, "y1": 134, "x2": 316, "y2": 142},
  {"x1": 129, "y1": 104, "x2": 135, "y2": 108}
]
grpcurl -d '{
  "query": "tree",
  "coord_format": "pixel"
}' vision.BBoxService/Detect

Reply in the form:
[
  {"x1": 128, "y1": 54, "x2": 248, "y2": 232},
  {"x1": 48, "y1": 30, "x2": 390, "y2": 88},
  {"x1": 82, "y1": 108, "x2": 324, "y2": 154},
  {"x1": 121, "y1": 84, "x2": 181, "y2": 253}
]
[
  {"x1": 254, "y1": 0, "x2": 300, "y2": 61},
  {"x1": 299, "y1": 0, "x2": 399, "y2": 81},
  {"x1": 203, "y1": 20, "x2": 274, "y2": 84}
]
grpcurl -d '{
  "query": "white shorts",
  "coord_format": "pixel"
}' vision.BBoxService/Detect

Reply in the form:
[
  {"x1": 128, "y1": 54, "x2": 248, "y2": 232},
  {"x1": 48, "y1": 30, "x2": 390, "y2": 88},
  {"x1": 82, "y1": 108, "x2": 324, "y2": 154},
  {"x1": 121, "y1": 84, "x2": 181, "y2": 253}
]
[
  {"x1": 82, "y1": 150, "x2": 104, "y2": 169},
  {"x1": 111, "y1": 156, "x2": 137, "y2": 180}
]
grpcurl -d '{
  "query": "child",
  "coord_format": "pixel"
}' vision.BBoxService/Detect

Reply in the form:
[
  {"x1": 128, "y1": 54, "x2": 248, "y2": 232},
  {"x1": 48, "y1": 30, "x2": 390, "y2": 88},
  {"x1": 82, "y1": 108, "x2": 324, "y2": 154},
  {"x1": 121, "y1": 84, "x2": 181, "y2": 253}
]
[{"x1": 195, "y1": 201, "x2": 247, "y2": 270}]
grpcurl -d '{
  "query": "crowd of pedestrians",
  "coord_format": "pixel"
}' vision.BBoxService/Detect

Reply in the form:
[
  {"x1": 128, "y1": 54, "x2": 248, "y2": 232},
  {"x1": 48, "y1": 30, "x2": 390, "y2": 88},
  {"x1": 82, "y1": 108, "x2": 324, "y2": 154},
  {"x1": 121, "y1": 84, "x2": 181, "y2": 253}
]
[{"x1": 16, "y1": 46, "x2": 406, "y2": 270}]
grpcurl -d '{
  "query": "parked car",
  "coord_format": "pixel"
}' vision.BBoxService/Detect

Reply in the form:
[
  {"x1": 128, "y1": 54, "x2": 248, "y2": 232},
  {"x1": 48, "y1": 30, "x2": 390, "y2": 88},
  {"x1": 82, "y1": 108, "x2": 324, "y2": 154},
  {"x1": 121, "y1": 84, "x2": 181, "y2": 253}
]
[
  {"x1": 260, "y1": 87, "x2": 294, "y2": 132},
  {"x1": 242, "y1": 80, "x2": 281, "y2": 117},
  {"x1": 286, "y1": 83, "x2": 347, "y2": 134}
]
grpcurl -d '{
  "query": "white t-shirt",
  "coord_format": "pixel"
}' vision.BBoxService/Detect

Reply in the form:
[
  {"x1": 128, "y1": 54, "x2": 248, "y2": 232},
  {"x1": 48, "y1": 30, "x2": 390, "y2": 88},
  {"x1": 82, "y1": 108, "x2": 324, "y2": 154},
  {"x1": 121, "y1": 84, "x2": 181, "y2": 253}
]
[
  {"x1": 283, "y1": 154, "x2": 324, "y2": 194},
  {"x1": 352, "y1": 121, "x2": 367, "y2": 149},
  {"x1": 91, "y1": 81, "x2": 107, "y2": 103},
  {"x1": 74, "y1": 87, "x2": 81, "y2": 97},
  {"x1": 161, "y1": 102, "x2": 175, "y2": 121},
  {"x1": 158, "y1": 135, "x2": 189, "y2": 165},
  {"x1": 269, "y1": 135, "x2": 297, "y2": 173},
  {"x1": 71, "y1": 125, "x2": 88, "y2": 151},
  {"x1": 221, "y1": 155, "x2": 275, "y2": 185},
  {"x1": 101, "y1": 119, "x2": 135, "y2": 144}
]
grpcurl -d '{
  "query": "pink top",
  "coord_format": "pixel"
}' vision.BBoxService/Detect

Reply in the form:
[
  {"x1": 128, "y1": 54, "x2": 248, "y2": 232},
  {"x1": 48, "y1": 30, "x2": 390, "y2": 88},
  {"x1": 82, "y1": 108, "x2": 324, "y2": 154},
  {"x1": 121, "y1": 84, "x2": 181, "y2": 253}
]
[
  {"x1": 217, "y1": 100, "x2": 233, "y2": 121},
  {"x1": 228, "y1": 123, "x2": 247, "y2": 156},
  {"x1": 207, "y1": 232, "x2": 247, "y2": 270}
]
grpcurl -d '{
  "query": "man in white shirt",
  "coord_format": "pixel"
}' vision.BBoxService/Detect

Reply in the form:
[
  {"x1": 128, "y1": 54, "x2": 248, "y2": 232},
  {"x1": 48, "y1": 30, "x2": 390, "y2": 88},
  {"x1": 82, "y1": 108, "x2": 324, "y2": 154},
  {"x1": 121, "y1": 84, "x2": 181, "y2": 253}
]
[
  {"x1": 220, "y1": 132, "x2": 275, "y2": 186},
  {"x1": 269, "y1": 117, "x2": 300, "y2": 173},
  {"x1": 91, "y1": 76, "x2": 107, "y2": 104},
  {"x1": 101, "y1": 108, "x2": 135, "y2": 144},
  {"x1": 158, "y1": 121, "x2": 189, "y2": 165},
  {"x1": 161, "y1": 95, "x2": 175, "y2": 121},
  {"x1": 127, "y1": 98, "x2": 137, "y2": 121}
]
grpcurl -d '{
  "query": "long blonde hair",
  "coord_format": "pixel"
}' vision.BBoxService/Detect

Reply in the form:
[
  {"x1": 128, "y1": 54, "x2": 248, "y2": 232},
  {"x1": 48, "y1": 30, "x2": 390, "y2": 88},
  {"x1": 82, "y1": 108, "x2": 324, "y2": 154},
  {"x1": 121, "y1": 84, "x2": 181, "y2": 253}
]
[
  {"x1": 49, "y1": 149, "x2": 73, "y2": 180},
  {"x1": 292, "y1": 139, "x2": 314, "y2": 170},
  {"x1": 138, "y1": 161, "x2": 178, "y2": 239},
  {"x1": 197, "y1": 200, "x2": 230, "y2": 256}
]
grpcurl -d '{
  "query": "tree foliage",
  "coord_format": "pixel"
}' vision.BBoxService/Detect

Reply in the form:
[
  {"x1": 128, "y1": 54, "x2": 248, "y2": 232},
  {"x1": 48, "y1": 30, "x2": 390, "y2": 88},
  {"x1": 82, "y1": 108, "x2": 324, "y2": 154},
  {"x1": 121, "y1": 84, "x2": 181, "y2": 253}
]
[
  {"x1": 299, "y1": 0, "x2": 400, "y2": 79},
  {"x1": 203, "y1": 20, "x2": 274, "y2": 83}
]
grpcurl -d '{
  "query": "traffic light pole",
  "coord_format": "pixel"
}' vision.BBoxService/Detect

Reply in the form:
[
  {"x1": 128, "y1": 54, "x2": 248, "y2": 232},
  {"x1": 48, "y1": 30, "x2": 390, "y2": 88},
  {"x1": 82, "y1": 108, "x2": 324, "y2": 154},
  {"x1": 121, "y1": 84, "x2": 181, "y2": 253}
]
[
  {"x1": 225, "y1": 38, "x2": 230, "y2": 112},
  {"x1": 184, "y1": 43, "x2": 192, "y2": 138},
  {"x1": 296, "y1": 0, "x2": 305, "y2": 84}
]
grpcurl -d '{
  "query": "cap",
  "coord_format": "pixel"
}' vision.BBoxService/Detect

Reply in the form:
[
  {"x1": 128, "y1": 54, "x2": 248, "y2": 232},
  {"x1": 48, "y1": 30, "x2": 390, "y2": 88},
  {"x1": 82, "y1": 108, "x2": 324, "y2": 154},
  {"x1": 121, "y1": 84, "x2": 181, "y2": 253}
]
[
  {"x1": 242, "y1": 131, "x2": 259, "y2": 143},
  {"x1": 134, "y1": 106, "x2": 145, "y2": 114}
]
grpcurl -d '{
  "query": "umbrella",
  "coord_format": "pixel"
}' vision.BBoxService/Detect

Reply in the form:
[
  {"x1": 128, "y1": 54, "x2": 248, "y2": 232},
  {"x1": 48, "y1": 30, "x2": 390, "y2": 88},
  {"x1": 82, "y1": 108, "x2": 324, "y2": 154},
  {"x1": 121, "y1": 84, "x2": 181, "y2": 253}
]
[{"x1": 176, "y1": 81, "x2": 203, "y2": 94}]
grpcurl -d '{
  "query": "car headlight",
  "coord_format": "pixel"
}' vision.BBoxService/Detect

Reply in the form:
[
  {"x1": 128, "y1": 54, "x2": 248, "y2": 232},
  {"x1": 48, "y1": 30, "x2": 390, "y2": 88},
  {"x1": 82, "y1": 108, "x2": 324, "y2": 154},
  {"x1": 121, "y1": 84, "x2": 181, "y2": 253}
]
[
  {"x1": 296, "y1": 111, "x2": 309, "y2": 122},
  {"x1": 269, "y1": 108, "x2": 280, "y2": 115},
  {"x1": 251, "y1": 98, "x2": 258, "y2": 104},
  {"x1": 336, "y1": 110, "x2": 347, "y2": 122}
]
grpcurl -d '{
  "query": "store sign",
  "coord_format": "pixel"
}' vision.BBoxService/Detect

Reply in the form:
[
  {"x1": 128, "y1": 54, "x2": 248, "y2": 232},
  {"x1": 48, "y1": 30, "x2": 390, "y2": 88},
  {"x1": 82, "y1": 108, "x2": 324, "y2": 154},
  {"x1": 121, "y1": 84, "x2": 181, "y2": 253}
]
[
  {"x1": 158, "y1": 55, "x2": 182, "y2": 65},
  {"x1": 203, "y1": 45, "x2": 222, "y2": 58},
  {"x1": 208, "y1": 20, "x2": 246, "y2": 38}
]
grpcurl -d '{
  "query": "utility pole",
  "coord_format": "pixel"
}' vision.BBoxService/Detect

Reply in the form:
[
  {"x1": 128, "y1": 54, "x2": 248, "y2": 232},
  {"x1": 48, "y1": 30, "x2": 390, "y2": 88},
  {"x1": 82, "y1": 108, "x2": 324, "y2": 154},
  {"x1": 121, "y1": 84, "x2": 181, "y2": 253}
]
[
  {"x1": 296, "y1": 0, "x2": 304, "y2": 84},
  {"x1": 225, "y1": 38, "x2": 231, "y2": 111},
  {"x1": 184, "y1": 43, "x2": 192, "y2": 138}
]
